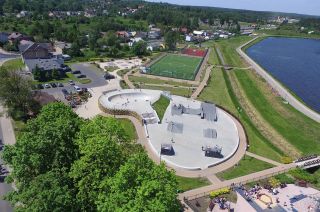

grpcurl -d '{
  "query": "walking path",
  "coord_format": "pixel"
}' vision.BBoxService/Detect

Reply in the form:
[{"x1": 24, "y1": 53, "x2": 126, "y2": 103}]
[
  {"x1": 180, "y1": 162, "x2": 296, "y2": 201},
  {"x1": 245, "y1": 151, "x2": 282, "y2": 166},
  {"x1": 0, "y1": 106, "x2": 16, "y2": 146},
  {"x1": 237, "y1": 37, "x2": 320, "y2": 123},
  {"x1": 191, "y1": 65, "x2": 213, "y2": 99}
]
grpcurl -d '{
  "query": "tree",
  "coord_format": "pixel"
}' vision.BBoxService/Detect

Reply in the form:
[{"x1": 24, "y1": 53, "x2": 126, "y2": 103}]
[
  {"x1": 2, "y1": 102, "x2": 83, "y2": 185},
  {"x1": 6, "y1": 169, "x2": 79, "y2": 212},
  {"x1": 52, "y1": 68, "x2": 60, "y2": 80},
  {"x1": 132, "y1": 40, "x2": 148, "y2": 56},
  {"x1": 164, "y1": 31, "x2": 178, "y2": 50},
  {"x1": 0, "y1": 68, "x2": 34, "y2": 119},
  {"x1": 33, "y1": 65, "x2": 41, "y2": 81},
  {"x1": 70, "y1": 116, "x2": 134, "y2": 211},
  {"x1": 97, "y1": 153, "x2": 179, "y2": 212}
]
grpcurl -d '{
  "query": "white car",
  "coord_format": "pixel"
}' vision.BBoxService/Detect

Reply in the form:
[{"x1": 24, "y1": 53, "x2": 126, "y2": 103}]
[
  {"x1": 44, "y1": 84, "x2": 50, "y2": 88},
  {"x1": 74, "y1": 86, "x2": 82, "y2": 92}
]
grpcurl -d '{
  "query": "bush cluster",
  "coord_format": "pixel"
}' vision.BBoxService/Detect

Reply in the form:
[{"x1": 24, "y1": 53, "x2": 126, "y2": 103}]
[{"x1": 209, "y1": 188, "x2": 230, "y2": 199}]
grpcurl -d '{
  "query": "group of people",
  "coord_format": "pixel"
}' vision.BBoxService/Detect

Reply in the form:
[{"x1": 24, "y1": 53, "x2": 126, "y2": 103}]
[{"x1": 208, "y1": 196, "x2": 231, "y2": 211}]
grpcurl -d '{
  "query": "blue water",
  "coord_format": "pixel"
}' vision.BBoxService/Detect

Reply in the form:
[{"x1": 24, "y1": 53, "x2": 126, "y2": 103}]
[{"x1": 246, "y1": 37, "x2": 320, "y2": 113}]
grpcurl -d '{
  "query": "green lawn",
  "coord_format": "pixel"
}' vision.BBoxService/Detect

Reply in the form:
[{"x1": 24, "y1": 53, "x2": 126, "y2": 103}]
[
  {"x1": 118, "y1": 118, "x2": 138, "y2": 141},
  {"x1": 149, "y1": 54, "x2": 202, "y2": 80},
  {"x1": 152, "y1": 96, "x2": 170, "y2": 122},
  {"x1": 234, "y1": 69, "x2": 320, "y2": 154},
  {"x1": 2, "y1": 58, "x2": 24, "y2": 70},
  {"x1": 139, "y1": 85, "x2": 191, "y2": 97},
  {"x1": 129, "y1": 75, "x2": 192, "y2": 87},
  {"x1": 217, "y1": 156, "x2": 274, "y2": 180},
  {"x1": 198, "y1": 47, "x2": 284, "y2": 162},
  {"x1": 176, "y1": 176, "x2": 210, "y2": 192}
]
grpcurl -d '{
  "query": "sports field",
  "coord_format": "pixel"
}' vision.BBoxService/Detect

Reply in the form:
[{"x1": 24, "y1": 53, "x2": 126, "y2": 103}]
[{"x1": 148, "y1": 54, "x2": 202, "y2": 80}]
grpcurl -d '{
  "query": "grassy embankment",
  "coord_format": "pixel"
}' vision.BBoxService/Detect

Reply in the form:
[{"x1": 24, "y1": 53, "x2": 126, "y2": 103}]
[
  {"x1": 199, "y1": 38, "x2": 284, "y2": 162},
  {"x1": 217, "y1": 156, "x2": 275, "y2": 180},
  {"x1": 216, "y1": 36, "x2": 320, "y2": 156},
  {"x1": 118, "y1": 118, "x2": 138, "y2": 141},
  {"x1": 152, "y1": 95, "x2": 170, "y2": 122},
  {"x1": 2, "y1": 58, "x2": 24, "y2": 70}
]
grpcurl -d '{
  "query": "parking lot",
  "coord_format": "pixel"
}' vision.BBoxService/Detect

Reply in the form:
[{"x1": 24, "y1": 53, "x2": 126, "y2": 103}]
[{"x1": 40, "y1": 63, "x2": 108, "y2": 101}]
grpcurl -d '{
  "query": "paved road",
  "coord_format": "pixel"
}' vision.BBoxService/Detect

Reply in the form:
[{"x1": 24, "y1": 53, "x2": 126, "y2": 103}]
[
  {"x1": 237, "y1": 37, "x2": 320, "y2": 123},
  {"x1": 0, "y1": 114, "x2": 13, "y2": 212}
]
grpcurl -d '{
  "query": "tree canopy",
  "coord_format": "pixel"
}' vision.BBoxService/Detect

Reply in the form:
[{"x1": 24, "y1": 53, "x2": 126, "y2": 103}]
[{"x1": 3, "y1": 104, "x2": 178, "y2": 211}]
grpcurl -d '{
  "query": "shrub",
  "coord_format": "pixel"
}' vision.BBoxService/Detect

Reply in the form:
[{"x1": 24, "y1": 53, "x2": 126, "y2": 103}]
[
  {"x1": 209, "y1": 188, "x2": 230, "y2": 199},
  {"x1": 281, "y1": 156, "x2": 293, "y2": 164},
  {"x1": 289, "y1": 169, "x2": 318, "y2": 184},
  {"x1": 268, "y1": 177, "x2": 280, "y2": 188},
  {"x1": 274, "y1": 173, "x2": 295, "y2": 184}
]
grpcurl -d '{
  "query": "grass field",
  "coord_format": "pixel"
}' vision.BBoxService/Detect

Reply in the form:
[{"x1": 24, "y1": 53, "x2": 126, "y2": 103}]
[
  {"x1": 149, "y1": 54, "x2": 202, "y2": 80},
  {"x1": 215, "y1": 36, "x2": 320, "y2": 156},
  {"x1": 217, "y1": 156, "x2": 274, "y2": 180},
  {"x1": 118, "y1": 118, "x2": 138, "y2": 141},
  {"x1": 176, "y1": 176, "x2": 210, "y2": 192},
  {"x1": 152, "y1": 96, "x2": 170, "y2": 122}
]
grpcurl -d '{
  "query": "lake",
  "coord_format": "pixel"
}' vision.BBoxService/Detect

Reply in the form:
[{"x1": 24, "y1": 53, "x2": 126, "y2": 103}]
[{"x1": 246, "y1": 37, "x2": 320, "y2": 113}]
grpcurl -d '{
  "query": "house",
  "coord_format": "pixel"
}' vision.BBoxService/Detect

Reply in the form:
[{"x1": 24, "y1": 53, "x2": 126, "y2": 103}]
[
  {"x1": 116, "y1": 31, "x2": 130, "y2": 38},
  {"x1": 54, "y1": 41, "x2": 72, "y2": 55},
  {"x1": 148, "y1": 30, "x2": 161, "y2": 40},
  {"x1": 21, "y1": 43, "x2": 53, "y2": 60},
  {"x1": 185, "y1": 35, "x2": 193, "y2": 42},
  {"x1": 135, "y1": 31, "x2": 148, "y2": 39},
  {"x1": 180, "y1": 27, "x2": 188, "y2": 34},
  {"x1": 18, "y1": 40, "x2": 35, "y2": 53},
  {"x1": 128, "y1": 37, "x2": 144, "y2": 47},
  {"x1": 147, "y1": 41, "x2": 164, "y2": 51},
  {"x1": 21, "y1": 42, "x2": 64, "y2": 72},
  {"x1": 8, "y1": 32, "x2": 33, "y2": 44},
  {"x1": 0, "y1": 32, "x2": 9, "y2": 43}
]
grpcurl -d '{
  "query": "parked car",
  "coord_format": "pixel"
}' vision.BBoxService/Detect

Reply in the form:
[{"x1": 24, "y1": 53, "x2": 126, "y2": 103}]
[
  {"x1": 77, "y1": 74, "x2": 86, "y2": 78},
  {"x1": 74, "y1": 86, "x2": 82, "y2": 92},
  {"x1": 57, "y1": 83, "x2": 64, "y2": 87},
  {"x1": 37, "y1": 84, "x2": 44, "y2": 89},
  {"x1": 104, "y1": 73, "x2": 115, "y2": 80},
  {"x1": 44, "y1": 84, "x2": 50, "y2": 88},
  {"x1": 61, "y1": 89, "x2": 69, "y2": 96},
  {"x1": 69, "y1": 80, "x2": 75, "y2": 85},
  {"x1": 50, "y1": 83, "x2": 57, "y2": 88},
  {"x1": 82, "y1": 87, "x2": 88, "y2": 92},
  {"x1": 72, "y1": 70, "x2": 81, "y2": 74}
]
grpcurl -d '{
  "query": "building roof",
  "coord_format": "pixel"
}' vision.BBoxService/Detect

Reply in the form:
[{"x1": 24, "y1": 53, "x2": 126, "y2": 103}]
[{"x1": 25, "y1": 58, "x2": 63, "y2": 71}]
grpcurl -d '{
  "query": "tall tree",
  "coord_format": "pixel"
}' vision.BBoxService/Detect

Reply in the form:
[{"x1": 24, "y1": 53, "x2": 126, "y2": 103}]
[
  {"x1": 97, "y1": 153, "x2": 180, "y2": 212},
  {"x1": 164, "y1": 31, "x2": 178, "y2": 51},
  {"x1": 0, "y1": 68, "x2": 34, "y2": 119},
  {"x1": 70, "y1": 116, "x2": 133, "y2": 211}
]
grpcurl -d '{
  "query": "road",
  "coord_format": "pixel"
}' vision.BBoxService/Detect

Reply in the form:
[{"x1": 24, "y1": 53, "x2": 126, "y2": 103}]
[
  {"x1": 237, "y1": 37, "x2": 320, "y2": 123},
  {"x1": 0, "y1": 110, "x2": 13, "y2": 212}
]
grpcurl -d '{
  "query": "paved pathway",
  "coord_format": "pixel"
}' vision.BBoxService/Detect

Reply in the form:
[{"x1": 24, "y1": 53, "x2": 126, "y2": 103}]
[
  {"x1": 245, "y1": 151, "x2": 283, "y2": 166},
  {"x1": 180, "y1": 163, "x2": 296, "y2": 201},
  {"x1": 237, "y1": 37, "x2": 320, "y2": 123},
  {"x1": 191, "y1": 65, "x2": 213, "y2": 99}
]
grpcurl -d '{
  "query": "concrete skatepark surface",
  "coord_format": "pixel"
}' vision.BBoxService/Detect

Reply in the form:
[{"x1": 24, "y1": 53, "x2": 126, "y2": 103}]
[{"x1": 99, "y1": 89, "x2": 240, "y2": 170}]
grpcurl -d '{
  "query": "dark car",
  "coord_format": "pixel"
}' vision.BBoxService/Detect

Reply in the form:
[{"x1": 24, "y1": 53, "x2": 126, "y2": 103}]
[
  {"x1": 57, "y1": 83, "x2": 64, "y2": 87},
  {"x1": 72, "y1": 70, "x2": 81, "y2": 74},
  {"x1": 77, "y1": 74, "x2": 86, "y2": 78},
  {"x1": 50, "y1": 83, "x2": 57, "y2": 88},
  {"x1": 37, "y1": 84, "x2": 44, "y2": 89},
  {"x1": 62, "y1": 89, "x2": 69, "y2": 96},
  {"x1": 104, "y1": 73, "x2": 115, "y2": 80}
]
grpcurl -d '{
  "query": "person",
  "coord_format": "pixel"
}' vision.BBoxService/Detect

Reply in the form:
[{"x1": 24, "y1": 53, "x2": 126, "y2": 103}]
[{"x1": 284, "y1": 201, "x2": 287, "y2": 207}]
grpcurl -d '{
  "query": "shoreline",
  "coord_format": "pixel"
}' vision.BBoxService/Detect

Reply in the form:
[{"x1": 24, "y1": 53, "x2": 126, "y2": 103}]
[{"x1": 237, "y1": 36, "x2": 320, "y2": 123}]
